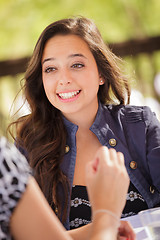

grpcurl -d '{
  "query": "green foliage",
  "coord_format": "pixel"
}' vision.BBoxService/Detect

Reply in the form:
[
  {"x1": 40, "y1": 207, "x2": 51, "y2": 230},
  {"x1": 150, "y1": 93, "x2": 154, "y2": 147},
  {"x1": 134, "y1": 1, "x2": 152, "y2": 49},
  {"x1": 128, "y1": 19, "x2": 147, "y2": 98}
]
[{"x1": 0, "y1": 0, "x2": 160, "y2": 59}]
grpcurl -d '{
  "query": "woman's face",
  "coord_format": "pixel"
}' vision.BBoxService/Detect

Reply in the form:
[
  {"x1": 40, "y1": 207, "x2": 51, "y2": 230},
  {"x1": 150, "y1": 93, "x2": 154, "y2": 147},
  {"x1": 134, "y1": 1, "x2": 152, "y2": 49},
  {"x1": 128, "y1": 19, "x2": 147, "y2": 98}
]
[{"x1": 42, "y1": 34, "x2": 103, "y2": 120}]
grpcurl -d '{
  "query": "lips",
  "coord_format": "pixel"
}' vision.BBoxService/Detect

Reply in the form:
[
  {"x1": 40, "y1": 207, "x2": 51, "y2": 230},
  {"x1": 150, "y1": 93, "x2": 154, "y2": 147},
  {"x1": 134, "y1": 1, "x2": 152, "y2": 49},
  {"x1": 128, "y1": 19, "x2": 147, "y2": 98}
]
[{"x1": 57, "y1": 90, "x2": 80, "y2": 99}]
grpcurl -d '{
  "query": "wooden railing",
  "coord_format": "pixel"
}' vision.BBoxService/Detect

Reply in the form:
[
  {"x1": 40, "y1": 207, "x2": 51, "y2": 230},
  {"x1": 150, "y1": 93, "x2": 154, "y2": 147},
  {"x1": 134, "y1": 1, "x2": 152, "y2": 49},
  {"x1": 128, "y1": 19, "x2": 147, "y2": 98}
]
[{"x1": 0, "y1": 35, "x2": 160, "y2": 77}]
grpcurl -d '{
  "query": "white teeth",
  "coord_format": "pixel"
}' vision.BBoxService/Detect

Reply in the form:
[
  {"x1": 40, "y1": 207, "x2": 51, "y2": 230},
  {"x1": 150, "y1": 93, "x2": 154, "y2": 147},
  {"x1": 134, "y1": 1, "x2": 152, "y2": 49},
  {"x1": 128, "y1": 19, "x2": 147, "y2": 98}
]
[{"x1": 58, "y1": 90, "x2": 80, "y2": 99}]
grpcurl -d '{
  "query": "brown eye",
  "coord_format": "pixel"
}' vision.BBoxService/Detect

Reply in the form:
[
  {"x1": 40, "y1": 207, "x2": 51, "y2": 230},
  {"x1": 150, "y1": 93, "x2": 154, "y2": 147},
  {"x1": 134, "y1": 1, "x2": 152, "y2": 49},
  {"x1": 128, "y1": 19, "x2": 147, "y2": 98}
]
[
  {"x1": 45, "y1": 67, "x2": 56, "y2": 73},
  {"x1": 72, "y1": 63, "x2": 84, "y2": 69}
]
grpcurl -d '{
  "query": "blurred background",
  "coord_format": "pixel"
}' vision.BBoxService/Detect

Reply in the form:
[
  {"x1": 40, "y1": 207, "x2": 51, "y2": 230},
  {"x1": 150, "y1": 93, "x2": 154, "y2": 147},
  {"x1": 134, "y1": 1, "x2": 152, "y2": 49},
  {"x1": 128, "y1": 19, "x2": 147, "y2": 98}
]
[{"x1": 0, "y1": 0, "x2": 160, "y2": 139}]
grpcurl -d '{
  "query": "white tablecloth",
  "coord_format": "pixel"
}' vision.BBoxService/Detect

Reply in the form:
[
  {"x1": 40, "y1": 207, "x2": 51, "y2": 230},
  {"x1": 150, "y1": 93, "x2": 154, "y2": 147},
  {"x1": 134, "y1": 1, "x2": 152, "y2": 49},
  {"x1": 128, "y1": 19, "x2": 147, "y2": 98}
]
[{"x1": 122, "y1": 214, "x2": 149, "y2": 240}]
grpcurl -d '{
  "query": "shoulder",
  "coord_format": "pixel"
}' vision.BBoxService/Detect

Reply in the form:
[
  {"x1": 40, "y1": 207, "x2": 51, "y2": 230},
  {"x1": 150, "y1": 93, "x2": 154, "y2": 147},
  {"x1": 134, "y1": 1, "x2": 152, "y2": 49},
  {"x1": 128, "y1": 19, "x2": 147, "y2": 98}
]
[
  {"x1": 103, "y1": 104, "x2": 155, "y2": 126},
  {"x1": 0, "y1": 137, "x2": 31, "y2": 235},
  {"x1": 0, "y1": 137, "x2": 31, "y2": 177}
]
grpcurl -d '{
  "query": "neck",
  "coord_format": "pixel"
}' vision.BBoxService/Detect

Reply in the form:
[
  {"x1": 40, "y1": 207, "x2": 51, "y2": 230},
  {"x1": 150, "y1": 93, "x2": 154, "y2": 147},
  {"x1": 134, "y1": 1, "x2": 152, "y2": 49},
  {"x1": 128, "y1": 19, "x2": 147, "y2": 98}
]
[{"x1": 63, "y1": 101, "x2": 99, "y2": 130}]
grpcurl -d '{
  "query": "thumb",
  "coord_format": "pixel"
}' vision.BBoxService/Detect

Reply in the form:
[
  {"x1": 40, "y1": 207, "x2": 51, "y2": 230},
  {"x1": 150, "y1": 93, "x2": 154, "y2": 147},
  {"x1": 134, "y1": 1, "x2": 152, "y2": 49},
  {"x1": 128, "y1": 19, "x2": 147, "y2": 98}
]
[
  {"x1": 85, "y1": 157, "x2": 99, "y2": 181},
  {"x1": 92, "y1": 157, "x2": 99, "y2": 172}
]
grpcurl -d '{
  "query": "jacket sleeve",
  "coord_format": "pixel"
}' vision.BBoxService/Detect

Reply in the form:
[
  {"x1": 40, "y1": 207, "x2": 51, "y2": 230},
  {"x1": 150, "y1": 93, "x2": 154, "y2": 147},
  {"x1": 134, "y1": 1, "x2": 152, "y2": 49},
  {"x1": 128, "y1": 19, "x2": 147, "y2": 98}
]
[
  {"x1": 0, "y1": 137, "x2": 31, "y2": 237},
  {"x1": 144, "y1": 107, "x2": 160, "y2": 191}
]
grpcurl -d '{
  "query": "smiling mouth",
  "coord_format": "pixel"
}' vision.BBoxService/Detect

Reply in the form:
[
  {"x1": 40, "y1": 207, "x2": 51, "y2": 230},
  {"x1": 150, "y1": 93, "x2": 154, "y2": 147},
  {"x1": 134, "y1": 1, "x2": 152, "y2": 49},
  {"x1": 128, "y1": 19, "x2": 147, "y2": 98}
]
[{"x1": 57, "y1": 90, "x2": 81, "y2": 99}]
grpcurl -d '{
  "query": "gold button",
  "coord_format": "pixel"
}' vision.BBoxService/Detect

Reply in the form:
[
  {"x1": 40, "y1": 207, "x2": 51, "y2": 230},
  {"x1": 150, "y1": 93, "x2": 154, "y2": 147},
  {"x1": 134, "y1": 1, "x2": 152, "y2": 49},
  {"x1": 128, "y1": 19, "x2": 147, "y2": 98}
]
[
  {"x1": 109, "y1": 138, "x2": 117, "y2": 147},
  {"x1": 150, "y1": 186, "x2": 155, "y2": 194},
  {"x1": 65, "y1": 145, "x2": 70, "y2": 153},
  {"x1": 130, "y1": 161, "x2": 137, "y2": 169}
]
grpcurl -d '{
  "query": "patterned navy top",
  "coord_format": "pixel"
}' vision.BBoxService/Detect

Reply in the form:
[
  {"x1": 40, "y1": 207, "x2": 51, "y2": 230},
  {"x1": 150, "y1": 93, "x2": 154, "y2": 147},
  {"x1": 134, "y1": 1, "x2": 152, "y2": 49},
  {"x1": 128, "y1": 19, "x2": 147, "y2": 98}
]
[
  {"x1": 0, "y1": 137, "x2": 31, "y2": 240},
  {"x1": 69, "y1": 183, "x2": 148, "y2": 229}
]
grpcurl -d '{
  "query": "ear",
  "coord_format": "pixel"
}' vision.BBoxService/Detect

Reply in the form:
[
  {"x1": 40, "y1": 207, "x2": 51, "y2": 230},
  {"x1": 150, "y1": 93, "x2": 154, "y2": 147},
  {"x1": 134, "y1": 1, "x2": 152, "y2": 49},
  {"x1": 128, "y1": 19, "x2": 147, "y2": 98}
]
[{"x1": 99, "y1": 76, "x2": 104, "y2": 85}]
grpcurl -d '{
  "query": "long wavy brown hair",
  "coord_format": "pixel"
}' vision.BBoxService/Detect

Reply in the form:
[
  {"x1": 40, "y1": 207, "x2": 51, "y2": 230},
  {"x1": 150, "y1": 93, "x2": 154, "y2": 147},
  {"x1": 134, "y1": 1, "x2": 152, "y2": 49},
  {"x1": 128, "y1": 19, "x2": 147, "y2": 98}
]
[{"x1": 9, "y1": 16, "x2": 130, "y2": 223}]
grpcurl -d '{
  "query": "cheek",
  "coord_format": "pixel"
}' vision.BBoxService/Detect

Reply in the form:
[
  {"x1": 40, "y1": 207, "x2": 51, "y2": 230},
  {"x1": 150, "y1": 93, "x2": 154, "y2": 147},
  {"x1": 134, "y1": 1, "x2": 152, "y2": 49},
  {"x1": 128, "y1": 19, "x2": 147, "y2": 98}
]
[
  {"x1": 42, "y1": 76, "x2": 55, "y2": 92},
  {"x1": 88, "y1": 71, "x2": 100, "y2": 88},
  {"x1": 42, "y1": 80, "x2": 53, "y2": 102}
]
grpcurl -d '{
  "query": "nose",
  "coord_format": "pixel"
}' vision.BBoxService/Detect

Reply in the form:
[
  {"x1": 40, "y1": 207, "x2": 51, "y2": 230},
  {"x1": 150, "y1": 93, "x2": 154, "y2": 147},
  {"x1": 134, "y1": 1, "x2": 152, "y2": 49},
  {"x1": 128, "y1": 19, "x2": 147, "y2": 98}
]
[{"x1": 59, "y1": 69, "x2": 72, "y2": 86}]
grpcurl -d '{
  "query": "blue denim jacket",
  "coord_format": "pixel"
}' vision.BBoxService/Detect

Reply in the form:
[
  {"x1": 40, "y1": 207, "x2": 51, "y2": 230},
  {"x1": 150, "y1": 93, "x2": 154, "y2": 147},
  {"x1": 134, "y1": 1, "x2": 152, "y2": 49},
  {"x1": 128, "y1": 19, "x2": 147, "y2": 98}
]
[
  {"x1": 17, "y1": 103, "x2": 160, "y2": 230},
  {"x1": 61, "y1": 103, "x2": 160, "y2": 229}
]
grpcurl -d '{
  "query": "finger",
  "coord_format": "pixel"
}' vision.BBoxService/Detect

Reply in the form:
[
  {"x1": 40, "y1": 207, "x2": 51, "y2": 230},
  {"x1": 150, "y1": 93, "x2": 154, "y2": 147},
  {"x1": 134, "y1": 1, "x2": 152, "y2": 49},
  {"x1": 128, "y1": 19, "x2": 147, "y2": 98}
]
[
  {"x1": 96, "y1": 146, "x2": 110, "y2": 167},
  {"x1": 108, "y1": 148, "x2": 118, "y2": 163},
  {"x1": 92, "y1": 157, "x2": 99, "y2": 172},
  {"x1": 117, "y1": 152, "x2": 125, "y2": 165},
  {"x1": 89, "y1": 146, "x2": 106, "y2": 172},
  {"x1": 86, "y1": 155, "x2": 100, "y2": 177},
  {"x1": 118, "y1": 221, "x2": 136, "y2": 240},
  {"x1": 117, "y1": 152, "x2": 129, "y2": 181}
]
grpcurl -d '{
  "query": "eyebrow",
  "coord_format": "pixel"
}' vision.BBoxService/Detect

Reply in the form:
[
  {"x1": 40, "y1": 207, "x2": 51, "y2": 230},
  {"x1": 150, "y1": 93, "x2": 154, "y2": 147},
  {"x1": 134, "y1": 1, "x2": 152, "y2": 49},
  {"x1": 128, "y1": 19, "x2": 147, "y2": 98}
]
[
  {"x1": 42, "y1": 57, "x2": 55, "y2": 65},
  {"x1": 42, "y1": 53, "x2": 86, "y2": 65},
  {"x1": 68, "y1": 53, "x2": 87, "y2": 59}
]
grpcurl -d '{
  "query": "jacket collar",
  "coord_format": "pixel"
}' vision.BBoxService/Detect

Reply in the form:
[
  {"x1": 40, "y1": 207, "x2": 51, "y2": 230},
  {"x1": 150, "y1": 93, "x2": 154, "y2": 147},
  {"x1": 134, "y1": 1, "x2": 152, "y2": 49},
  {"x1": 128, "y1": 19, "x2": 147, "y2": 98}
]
[{"x1": 62, "y1": 102, "x2": 108, "y2": 132}]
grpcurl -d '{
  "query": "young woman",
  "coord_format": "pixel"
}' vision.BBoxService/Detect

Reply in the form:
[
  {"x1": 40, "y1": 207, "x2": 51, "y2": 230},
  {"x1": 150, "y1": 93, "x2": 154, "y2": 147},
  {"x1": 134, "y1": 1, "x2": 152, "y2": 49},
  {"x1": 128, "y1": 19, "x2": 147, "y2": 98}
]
[
  {"x1": 10, "y1": 16, "x2": 160, "y2": 230},
  {"x1": 0, "y1": 136, "x2": 135, "y2": 240}
]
